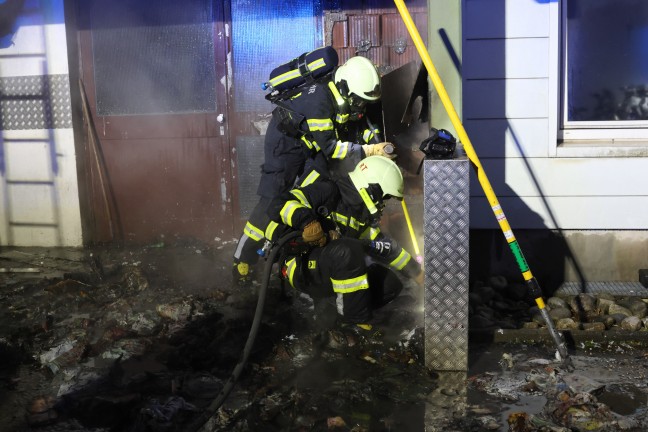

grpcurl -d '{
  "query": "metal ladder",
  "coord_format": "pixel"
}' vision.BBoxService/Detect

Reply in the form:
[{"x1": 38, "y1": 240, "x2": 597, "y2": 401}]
[{"x1": 0, "y1": 0, "x2": 62, "y2": 246}]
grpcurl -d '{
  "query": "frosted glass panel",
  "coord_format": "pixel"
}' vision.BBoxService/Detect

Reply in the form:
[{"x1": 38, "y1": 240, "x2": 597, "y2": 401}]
[
  {"x1": 231, "y1": 0, "x2": 318, "y2": 112},
  {"x1": 91, "y1": 0, "x2": 217, "y2": 116}
]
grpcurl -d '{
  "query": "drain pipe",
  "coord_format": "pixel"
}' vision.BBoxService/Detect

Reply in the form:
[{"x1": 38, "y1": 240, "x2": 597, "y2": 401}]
[{"x1": 190, "y1": 231, "x2": 301, "y2": 431}]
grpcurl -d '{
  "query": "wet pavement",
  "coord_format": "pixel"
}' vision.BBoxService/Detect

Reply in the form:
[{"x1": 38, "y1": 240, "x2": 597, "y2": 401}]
[{"x1": 1, "y1": 243, "x2": 647, "y2": 432}]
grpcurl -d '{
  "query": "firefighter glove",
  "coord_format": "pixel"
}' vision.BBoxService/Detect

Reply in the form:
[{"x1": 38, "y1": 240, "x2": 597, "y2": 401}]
[
  {"x1": 302, "y1": 220, "x2": 327, "y2": 247},
  {"x1": 328, "y1": 230, "x2": 341, "y2": 241},
  {"x1": 362, "y1": 142, "x2": 396, "y2": 159}
]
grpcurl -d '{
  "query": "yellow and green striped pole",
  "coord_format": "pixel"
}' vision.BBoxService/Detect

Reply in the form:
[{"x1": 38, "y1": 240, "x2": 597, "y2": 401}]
[{"x1": 394, "y1": 0, "x2": 569, "y2": 361}]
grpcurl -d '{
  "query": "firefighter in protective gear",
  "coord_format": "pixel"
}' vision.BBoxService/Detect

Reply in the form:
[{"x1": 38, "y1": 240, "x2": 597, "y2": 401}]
[
  {"x1": 266, "y1": 156, "x2": 422, "y2": 328},
  {"x1": 232, "y1": 54, "x2": 395, "y2": 285},
  {"x1": 333, "y1": 56, "x2": 395, "y2": 161}
]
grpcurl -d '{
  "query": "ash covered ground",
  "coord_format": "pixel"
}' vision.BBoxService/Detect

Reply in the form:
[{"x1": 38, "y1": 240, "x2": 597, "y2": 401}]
[{"x1": 1, "y1": 243, "x2": 647, "y2": 432}]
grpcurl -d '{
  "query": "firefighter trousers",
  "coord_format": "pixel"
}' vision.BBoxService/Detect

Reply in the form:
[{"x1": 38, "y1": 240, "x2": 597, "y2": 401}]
[{"x1": 284, "y1": 238, "x2": 403, "y2": 324}]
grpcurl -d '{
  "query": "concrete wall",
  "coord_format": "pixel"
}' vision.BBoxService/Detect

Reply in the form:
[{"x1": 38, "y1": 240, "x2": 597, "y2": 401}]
[{"x1": 0, "y1": 0, "x2": 81, "y2": 246}]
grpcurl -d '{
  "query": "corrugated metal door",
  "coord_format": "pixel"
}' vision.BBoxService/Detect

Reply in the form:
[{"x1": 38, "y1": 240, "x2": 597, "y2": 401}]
[{"x1": 76, "y1": 0, "x2": 233, "y2": 245}]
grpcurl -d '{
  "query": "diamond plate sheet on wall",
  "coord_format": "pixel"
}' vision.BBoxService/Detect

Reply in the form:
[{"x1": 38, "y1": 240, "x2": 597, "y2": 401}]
[
  {"x1": 0, "y1": 75, "x2": 72, "y2": 130},
  {"x1": 423, "y1": 158, "x2": 469, "y2": 371}
]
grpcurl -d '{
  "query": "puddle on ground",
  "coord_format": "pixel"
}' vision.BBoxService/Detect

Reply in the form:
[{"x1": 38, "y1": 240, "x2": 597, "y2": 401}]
[{"x1": 593, "y1": 383, "x2": 648, "y2": 416}]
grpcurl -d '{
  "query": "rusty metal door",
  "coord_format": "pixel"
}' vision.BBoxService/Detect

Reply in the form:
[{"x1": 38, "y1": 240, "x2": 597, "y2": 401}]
[{"x1": 76, "y1": 0, "x2": 232, "y2": 245}]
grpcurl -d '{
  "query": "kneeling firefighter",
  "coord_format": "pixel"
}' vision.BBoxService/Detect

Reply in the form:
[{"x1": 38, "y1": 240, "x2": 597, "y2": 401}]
[{"x1": 266, "y1": 156, "x2": 423, "y2": 329}]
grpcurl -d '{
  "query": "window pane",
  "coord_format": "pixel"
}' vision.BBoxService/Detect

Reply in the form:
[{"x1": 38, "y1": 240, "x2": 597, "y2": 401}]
[
  {"x1": 566, "y1": 0, "x2": 648, "y2": 122},
  {"x1": 91, "y1": 0, "x2": 216, "y2": 116},
  {"x1": 231, "y1": 0, "x2": 318, "y2": 112}
]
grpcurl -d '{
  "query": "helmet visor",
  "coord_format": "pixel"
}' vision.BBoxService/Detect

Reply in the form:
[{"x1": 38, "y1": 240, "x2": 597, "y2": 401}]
[
  {"x1": 348, "y1": 94, "x2": 368, "y2": 112},
  {"x1": 383, "y1": 194, "x2": 402, "y2": 202},
  {"x1": 363, "y1": 83, "x2": 381, "y2": 100}
]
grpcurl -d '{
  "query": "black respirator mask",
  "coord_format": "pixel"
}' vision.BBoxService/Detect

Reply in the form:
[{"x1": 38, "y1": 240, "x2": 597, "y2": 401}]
[
  {"x1": 347, "y1": 95, "x2": 368, "y2": 120},
  {"x1": 366, "y1": 183, "x2": 386, "y2": 226}
]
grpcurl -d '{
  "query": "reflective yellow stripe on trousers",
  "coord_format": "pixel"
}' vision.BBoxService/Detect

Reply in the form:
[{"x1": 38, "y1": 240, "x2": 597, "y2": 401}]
[
  {"x1": 285, "y1": 257, "x2": 297, "y2": 288},
  {"x1": 331, "y1": 274, "x2": 369, "y2": 294}
]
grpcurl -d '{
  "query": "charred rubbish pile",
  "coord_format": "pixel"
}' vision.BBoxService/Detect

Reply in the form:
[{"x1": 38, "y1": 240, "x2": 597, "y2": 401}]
[{"x1": 0, "y1": 244, "x2": 647, "y2": 432}]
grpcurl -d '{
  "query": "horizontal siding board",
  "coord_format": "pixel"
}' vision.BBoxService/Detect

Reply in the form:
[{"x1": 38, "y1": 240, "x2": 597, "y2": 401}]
[
  {"x1": 463, "y1": 38, "x2": 548, "y2": 80},
  {"x1": 465, "y1": 118, "x2": 550, "y2": 158},
  {"x1": 5, "y1": 142, "x2": 52, "y2": 181},
  {"x1": 0, "y1": 58, "x2": 47, "y2": 77},
  {"x1": 464, "y1": 78, "x2": 549, "y2": 119},
  {"x1": 470, "y1": 157, "x2": 648, "y2": 197},
  {"x1": 464, "y1": 0, "x2": 550, "y2": 39},
  {"x1": 8, "y1": 184, "x2": 56, "y2": 224},
  {"x1": 470, "y1": 196, "x2": 648, "y2": 230}
]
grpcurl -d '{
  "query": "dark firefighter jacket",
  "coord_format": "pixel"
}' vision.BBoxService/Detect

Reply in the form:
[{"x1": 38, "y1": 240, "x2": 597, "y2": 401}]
[
  {"x1": 265, "y1": 173, "x2": 421, "y2": 306},
  {"x1": 272, "y1": 80, "x2": 379, "y2": 165}
]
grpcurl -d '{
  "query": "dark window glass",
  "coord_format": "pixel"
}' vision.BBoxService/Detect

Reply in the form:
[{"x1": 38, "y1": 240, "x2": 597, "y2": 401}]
[
  {"x1": 566, "y1": 0, "x2": 648, "y2": 122},
  {"x1": 91, "y1": 0, "x2": 216, "y2": 116}
]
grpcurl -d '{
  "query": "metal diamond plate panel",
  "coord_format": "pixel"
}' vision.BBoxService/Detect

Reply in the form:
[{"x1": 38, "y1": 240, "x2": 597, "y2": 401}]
[
  {"x1": 423, "y1": 159, "x2": 469, "y2": 371},
  {"x1": 0, "y1": 75, "x2": 72, "y2": 130}
]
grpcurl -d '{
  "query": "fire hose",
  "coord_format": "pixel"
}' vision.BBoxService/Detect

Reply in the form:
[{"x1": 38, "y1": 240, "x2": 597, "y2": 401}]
[
  {"x1": 189, "y1": 230, "x2": 301, "y2": 431},
  {"x1": 394, "y1": 0, "x2": 570, "y2": 364}
]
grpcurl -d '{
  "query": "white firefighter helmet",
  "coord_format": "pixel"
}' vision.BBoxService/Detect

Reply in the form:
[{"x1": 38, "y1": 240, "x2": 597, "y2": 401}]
[
  {"x1": 349, "y1": 156, "x2": 403, "y2": 214},
  {"x1": 334, "y1": 56, "x2": 381, "y2": 102}
]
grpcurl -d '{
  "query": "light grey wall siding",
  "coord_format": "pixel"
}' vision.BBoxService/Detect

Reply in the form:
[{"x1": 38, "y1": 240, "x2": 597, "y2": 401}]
[{"x1": 462, "y1": 0, "x2": 648, "y2": 230}]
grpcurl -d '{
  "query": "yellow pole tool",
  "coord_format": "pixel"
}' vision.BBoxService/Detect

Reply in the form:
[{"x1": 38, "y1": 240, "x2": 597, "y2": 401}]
[
  {"x1": 401, "y1": 199, "x2": 422, "y2": 264},
  {"x1": 365, "y1": 117, "x2": 423, "y2": 264},
  {"x1": 393, "y1": 0, "x2": 569, "y2": 362}
]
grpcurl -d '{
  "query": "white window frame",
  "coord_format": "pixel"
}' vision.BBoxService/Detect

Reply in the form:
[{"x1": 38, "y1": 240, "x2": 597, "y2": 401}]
[{"x1": 552, "y1": 0, "x2": 648, "y2": 157}]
